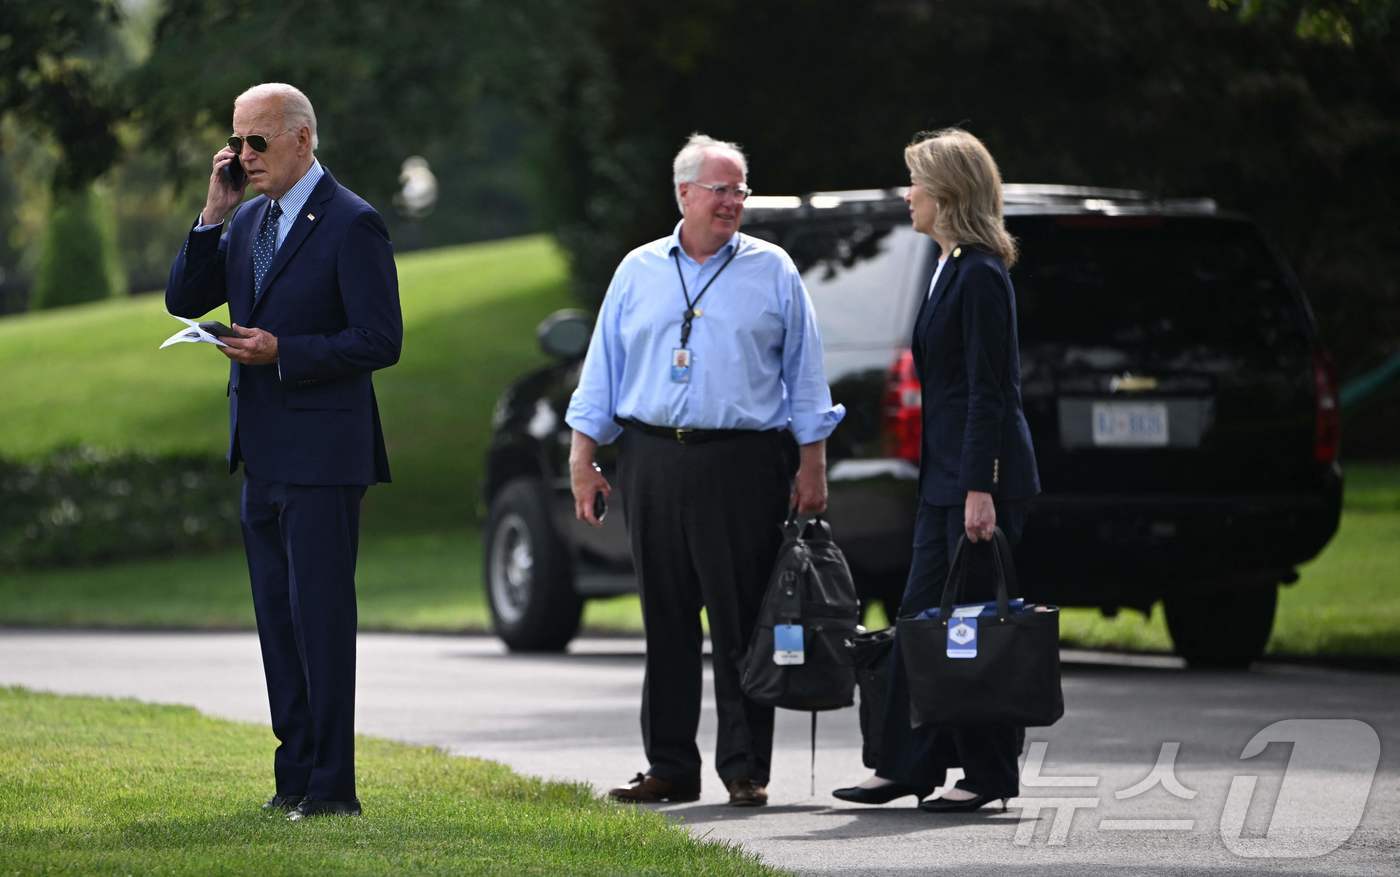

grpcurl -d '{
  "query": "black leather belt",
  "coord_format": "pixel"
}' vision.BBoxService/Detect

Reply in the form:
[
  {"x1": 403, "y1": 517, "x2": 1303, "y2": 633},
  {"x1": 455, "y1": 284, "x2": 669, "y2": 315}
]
[{"x1": 615, "y1": 417, "x2": 777, "y2": 445}]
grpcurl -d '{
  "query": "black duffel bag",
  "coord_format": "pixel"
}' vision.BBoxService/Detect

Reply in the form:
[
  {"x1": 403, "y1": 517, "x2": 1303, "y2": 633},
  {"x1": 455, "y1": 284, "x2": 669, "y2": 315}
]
[
  {"x1": 848, "y1": 626, "x2": 895, "y2": 769},
  {"x1": 897, "y1": 528, "x2": 1064, "y2": 728}
]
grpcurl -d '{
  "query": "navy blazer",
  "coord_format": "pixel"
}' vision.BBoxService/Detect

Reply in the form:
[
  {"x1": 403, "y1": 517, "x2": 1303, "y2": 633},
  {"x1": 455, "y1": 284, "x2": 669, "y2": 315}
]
[
  {"x1": 912, "y1": 243, "x2": 1039, "y2": 505},
  {"x1": 166, "y1": 169, "x2": 402, "y2": 486}
]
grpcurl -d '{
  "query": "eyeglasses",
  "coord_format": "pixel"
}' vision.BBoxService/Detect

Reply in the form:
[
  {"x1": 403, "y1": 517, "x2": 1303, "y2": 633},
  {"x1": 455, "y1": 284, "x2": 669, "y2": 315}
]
[
  {"x1": 689, "y1": 181, "x2": 752, "y2": 202},
  {"x1": 227, "y1": 129, "x2": 291, "y2": 154}
]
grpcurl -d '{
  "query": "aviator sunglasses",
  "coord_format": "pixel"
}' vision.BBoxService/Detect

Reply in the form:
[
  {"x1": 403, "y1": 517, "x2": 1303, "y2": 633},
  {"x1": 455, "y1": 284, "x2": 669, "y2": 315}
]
[{"x1": 227, "y1": 128, "x2": 291, "y2": 153}]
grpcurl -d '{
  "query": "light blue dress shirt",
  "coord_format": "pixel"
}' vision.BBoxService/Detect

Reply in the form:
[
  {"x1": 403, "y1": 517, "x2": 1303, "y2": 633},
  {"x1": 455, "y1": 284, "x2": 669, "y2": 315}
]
[
  {"x1": 271, "y1": 159, "x2": 323, "y2": 247},
  {"x1": 566, "y1": 222, "x2": 846, "y2": 446}
]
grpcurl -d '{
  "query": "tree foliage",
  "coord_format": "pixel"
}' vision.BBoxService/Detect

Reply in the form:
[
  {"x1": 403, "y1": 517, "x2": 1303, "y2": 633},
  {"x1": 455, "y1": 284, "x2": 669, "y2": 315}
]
[
  {"x1": 0, "y1": 0, "x2": 125, "y2": 192},
  {"x1": 523, "y1": 0, "x2": 1400, "y2": 380},
  {"x1": 1209, "y1": 0, "x2": 1399, "y2": 44},
  {"x1": 131, "y1": 0, "x2": 511, "y2": 213}
]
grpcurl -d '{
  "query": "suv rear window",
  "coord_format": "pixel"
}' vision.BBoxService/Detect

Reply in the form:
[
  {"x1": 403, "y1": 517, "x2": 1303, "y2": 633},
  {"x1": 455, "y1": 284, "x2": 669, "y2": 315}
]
[
  {"x1": 1010, "y1": 216, "x2": 1310, "y2": 357},
  {"x1": 778, "y1": 220, "x2": 925, "y2": 349}
]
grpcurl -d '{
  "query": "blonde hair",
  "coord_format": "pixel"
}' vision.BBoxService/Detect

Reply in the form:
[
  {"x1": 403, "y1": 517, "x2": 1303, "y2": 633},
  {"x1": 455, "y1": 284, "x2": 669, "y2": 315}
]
[{"x1": 904, "y1": 128, "x2": 1017, "y2": 267}]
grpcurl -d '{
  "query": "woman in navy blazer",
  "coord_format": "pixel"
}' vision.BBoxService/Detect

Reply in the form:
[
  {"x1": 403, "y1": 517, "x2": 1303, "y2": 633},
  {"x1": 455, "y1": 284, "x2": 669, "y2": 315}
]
[{"x1": 834, "y1": 129, "x2": 1040, "y2": 813}]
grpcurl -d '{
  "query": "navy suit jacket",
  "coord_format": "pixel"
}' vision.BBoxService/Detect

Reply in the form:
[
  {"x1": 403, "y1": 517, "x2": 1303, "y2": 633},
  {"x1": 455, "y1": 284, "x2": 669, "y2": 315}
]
[
  {"x1": 166, "y1": 169, "x2": 402, "y2": 486},
  {"x1": 912, "y1": 243, "x2": 1039, "y2": 505}
]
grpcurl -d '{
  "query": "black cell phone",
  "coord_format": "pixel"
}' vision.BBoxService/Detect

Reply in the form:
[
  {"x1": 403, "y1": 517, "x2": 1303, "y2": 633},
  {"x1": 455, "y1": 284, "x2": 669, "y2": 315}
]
[
  {"x1": 220, "y1": 156, "x2": 246, "y2": 189},
  {"x1": 592, "y1": 491, "x2": 607, "y2": 523},
  {"x1": 198, "y1": 320, "x2": 238, "y2": 338}
]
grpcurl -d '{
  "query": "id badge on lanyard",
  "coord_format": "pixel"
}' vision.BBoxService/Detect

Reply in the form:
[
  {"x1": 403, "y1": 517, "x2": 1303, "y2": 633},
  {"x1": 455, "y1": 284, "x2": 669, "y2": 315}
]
[
  {"x1": 671, "y1": 347, "x2": 692, "y2": 383},
  {"x1": 671, "y1": 241, "x2": 740, "y2": 385}
]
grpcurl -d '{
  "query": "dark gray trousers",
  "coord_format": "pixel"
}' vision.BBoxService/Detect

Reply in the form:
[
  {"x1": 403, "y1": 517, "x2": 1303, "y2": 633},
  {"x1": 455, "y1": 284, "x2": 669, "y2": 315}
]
[{"x1": 617, "y1": 428, "x2": 796, "y2": 786}]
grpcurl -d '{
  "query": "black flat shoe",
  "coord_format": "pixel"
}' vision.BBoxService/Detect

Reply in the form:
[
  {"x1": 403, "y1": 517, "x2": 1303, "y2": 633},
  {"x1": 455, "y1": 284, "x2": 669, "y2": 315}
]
[
  {"x1": 832, "y1": 782, "x2": 932, "y2": 805},
  {"x1": 261, "y1": 794, "x2": 303, "y2": 812},
  {"x1": 918, "y1": 793, "x2": 1007, "y2": 813}
]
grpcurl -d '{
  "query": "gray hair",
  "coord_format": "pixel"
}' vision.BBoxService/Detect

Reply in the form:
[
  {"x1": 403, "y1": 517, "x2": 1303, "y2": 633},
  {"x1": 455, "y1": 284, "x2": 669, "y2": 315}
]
[
  {"x1": 672, "y1": 132, "x2": 747, "y2": 214},
  {"x1": 235, "y1": 82, "x2": 319, "y2": 151}
]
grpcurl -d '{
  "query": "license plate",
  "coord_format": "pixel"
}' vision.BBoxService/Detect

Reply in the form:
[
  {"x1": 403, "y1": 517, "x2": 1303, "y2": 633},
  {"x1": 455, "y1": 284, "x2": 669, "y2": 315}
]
[{"x1": 1092, "y1": 402, "x2": 1168, "y2": 446}]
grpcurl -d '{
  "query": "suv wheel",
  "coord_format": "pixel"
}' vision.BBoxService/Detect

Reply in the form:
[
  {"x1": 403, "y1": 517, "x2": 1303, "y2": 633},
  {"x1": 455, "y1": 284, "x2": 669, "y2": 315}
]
[
  {"x1": 484, "y1": 478, "x2": 582, "y2": 652},
  {"x1": 1163, "y1": 580, "x2": 1278, "y2": 670}
]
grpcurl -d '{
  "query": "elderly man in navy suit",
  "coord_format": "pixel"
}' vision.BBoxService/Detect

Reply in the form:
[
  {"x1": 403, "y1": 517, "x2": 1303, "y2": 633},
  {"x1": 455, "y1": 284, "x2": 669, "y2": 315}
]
[{"x1": 166, "y1": 82, "x2": 402, "y2": 821}]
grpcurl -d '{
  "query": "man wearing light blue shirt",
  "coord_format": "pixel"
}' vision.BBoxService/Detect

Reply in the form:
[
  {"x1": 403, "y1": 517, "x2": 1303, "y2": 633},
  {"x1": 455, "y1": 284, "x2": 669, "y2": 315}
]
[{"x1": 567, "y1": 133, "x2": 844, "y2": 807}]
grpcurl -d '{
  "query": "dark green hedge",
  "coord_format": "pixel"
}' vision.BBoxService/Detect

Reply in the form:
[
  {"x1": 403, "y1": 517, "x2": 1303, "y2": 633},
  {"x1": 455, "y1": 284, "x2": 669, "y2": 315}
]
[
  {"x1": 30, "y1": 187, "x2": 125, "y2": 311},
  {"x1": 0, "y1": 446, "x2": 239, "y2": 570}
]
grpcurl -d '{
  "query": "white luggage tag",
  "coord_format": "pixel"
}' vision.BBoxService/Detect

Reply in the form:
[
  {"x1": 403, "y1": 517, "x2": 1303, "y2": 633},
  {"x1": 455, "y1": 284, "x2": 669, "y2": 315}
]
[
  {"x1": 773, "y1": 624, "x2": 805, "y2": 665},
  {"x1": 947, "y1": 617, "x2": 978, "y2": 659}
]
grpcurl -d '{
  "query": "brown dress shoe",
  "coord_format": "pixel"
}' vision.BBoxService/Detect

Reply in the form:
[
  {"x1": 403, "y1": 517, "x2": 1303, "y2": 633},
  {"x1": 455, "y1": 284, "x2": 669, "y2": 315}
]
[
  {"x1": 726, "y1": 778, "x2": 769, "y2": 807},
  {"x1": 608, "y1": 772, "x2": 700, "y2": 804}
]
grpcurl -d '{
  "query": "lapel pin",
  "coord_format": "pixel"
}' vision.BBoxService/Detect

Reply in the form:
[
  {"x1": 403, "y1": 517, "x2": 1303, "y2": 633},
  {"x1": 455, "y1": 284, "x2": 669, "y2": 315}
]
[
  {"x1": 953, "y1": 246, "x2": 962, "y2": 258},
  {"x1": 306, "y1": 213, "x2": 315, "y2": 221}
]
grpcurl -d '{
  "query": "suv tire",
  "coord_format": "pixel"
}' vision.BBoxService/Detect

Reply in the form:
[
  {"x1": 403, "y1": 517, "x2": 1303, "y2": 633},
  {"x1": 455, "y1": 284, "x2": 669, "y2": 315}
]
[
  {"x1": 1164, "y1": 580, "x2": 1278, "y2": 670},
  {"x1": 484, "y1": 477, "x2": 582, "y2": 652}
]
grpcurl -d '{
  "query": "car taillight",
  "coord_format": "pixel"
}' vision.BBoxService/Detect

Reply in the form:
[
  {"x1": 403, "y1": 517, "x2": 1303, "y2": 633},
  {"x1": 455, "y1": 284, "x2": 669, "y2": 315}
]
[
  {"x1": 883, "y1": 350, "x2": 922, "y2": 463},
  {"x1": 1313, "y1": 349, "x2": 1340, "y2": 464}
]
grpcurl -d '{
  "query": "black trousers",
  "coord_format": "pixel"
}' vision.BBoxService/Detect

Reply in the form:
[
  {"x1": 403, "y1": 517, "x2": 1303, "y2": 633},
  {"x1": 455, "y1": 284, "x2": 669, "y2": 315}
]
[
  {"x1": 241, "y1": 474, "x2": 365, "y2": 802},
  {"x1": 876, "y1": 497, "x2": 1029, "y2": 799},
  {"x1": 617, "y1": 429, "x2": 795, "y2": 786}
]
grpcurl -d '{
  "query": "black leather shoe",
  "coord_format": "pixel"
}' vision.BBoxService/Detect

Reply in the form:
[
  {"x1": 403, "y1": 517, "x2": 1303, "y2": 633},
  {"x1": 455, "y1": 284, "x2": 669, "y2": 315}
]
[
  {"x1": 725, "y1": 778, "x2": 769, "y2": 807},
  {"x1": 261, "y1": 795, "x2": 303, "y2": 812},
  {"x1": 917, "y1": 792, "x2": 1007, "y2": 813},
  {"x1": 287, "y1": 798, "x2": 363, "y2": 821},
  {"x1": 832, "y1": 782, "x2": 932, "y2": 805}
]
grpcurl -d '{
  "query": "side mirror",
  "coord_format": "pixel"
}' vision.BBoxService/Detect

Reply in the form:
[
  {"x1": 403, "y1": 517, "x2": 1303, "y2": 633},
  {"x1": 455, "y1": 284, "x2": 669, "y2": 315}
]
[{"x1": 537, "y1": 309, "x2": 593, "y2": 361}]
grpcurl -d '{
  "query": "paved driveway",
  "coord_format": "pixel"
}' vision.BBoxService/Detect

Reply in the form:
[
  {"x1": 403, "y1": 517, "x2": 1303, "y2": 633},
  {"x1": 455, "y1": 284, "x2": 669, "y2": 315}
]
[{"x1": 1, "y1": 630, "x2": 1396, "y2": 875}]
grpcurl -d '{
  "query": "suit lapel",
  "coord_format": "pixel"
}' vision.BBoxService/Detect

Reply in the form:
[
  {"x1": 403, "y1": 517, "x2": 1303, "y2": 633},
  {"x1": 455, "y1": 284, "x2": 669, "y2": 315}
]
[
  {"x1": 250, "y1": 171, "x2": 337, "y2": 319},
  {"x1": 917, "y1": 247, "x2": 960, "y2": 336}
]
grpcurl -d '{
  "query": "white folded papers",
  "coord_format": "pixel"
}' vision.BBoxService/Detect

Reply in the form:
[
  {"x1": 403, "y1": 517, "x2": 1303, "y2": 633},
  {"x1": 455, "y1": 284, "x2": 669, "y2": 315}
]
[{"x1": 159, "y1": 316, "x2": 229, "y2": 349}]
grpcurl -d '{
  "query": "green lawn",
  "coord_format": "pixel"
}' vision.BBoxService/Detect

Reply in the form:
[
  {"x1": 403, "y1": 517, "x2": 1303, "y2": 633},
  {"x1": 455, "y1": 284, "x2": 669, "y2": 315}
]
[
  {"x1": 0, "y1": 687, "x2": 779, "y2": 876},
  {"x1": 1, "y1": 235, "x2": 1396, "y2": 657},
  {"x1": 2, "y1": 463, "x2": 1396, "y2": 659},
  {"x1": 0, "y1": 235, "x2": 574, "y2": 536},
  {"x1": 0, "y1": 528, "x2": 642, "y2": 634}
]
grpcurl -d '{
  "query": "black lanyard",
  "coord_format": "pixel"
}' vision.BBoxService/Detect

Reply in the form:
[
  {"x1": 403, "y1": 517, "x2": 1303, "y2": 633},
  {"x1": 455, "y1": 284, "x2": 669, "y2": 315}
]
[{"x1": 672, "y1": 238, "x2": 741, "y2": 348}]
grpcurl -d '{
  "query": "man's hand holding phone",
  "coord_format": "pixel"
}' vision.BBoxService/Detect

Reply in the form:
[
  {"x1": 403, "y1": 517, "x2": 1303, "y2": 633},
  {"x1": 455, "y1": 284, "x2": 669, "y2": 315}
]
[{"x1": 202, "y1": 146, "x2": 246, "y2": 226}]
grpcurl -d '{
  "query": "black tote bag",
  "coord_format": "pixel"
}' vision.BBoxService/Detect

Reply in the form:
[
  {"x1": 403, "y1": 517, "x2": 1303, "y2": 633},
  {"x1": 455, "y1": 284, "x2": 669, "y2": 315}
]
[{"x1": 896, "y1": 528, "x2": 1064, "y2": 727}]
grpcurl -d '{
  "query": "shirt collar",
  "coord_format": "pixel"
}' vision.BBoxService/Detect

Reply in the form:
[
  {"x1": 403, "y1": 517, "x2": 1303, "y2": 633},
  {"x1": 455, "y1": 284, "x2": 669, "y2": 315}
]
[
  {"x1": 666, "y1": 220, "x2": 741, "y2": 263},
  {"x1": 273, "y1": 159, "x2": 324, "y2": 221}
]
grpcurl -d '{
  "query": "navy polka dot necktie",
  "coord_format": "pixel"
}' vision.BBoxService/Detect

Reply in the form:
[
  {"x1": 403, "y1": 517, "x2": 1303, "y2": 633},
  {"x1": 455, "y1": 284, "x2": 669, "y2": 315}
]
[{"x1": 253, "y1": 201, "x2": 283, "y2": 301}]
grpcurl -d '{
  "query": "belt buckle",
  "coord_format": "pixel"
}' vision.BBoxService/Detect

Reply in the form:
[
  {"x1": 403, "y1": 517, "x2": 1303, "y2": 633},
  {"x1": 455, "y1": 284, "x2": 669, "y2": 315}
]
[{"x1": 674, "y1": 427, "x2": 691, "y2": 444}]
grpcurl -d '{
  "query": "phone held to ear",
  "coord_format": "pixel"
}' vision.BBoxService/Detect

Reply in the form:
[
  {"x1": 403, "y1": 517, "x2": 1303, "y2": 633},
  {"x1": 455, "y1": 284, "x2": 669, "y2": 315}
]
[{"x1": 221, "y1": 156, "x2": 246, "y2": 189}]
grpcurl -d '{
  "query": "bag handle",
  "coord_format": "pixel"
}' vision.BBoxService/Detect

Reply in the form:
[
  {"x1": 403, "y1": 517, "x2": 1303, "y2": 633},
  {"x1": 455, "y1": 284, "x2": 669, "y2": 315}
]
[
  {"x1": 938, "y1": 526, "x2": 1020, "y2": 622},
  {"x1": 783, "y1": 507, "x2": 831, "y2": 543}
]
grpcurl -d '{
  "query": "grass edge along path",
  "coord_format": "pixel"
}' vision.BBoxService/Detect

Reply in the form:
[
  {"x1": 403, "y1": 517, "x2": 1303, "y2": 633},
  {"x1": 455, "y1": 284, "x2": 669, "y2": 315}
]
[
  {"x1": 4, "y1": 463, "x2": 1397, "y2": 659},
  {"x1": 0, "y1": 686, "x2": 784, "y2": 877}
]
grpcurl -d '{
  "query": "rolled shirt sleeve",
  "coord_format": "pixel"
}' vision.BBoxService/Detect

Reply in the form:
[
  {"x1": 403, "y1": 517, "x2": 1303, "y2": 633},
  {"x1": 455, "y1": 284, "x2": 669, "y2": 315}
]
[
  {"x1": 565, "y1": 268, "x2": 628, "y2": 445},
  {"x1": 780, "y1": 259, "x2": 846, "y2": 445}
]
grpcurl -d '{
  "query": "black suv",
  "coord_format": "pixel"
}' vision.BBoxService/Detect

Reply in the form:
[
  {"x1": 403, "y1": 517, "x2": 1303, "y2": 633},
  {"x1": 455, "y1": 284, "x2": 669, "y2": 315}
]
[{"x1": 483, "y1": 186, "x2": 1343, "y2": 667}]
